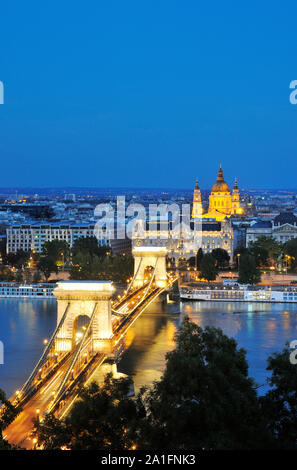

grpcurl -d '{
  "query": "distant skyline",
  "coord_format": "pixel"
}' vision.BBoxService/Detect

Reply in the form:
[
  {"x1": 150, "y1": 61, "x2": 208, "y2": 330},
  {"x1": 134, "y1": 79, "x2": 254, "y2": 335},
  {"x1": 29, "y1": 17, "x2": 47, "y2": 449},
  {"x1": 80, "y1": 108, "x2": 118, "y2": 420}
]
[
  {"x1": 1, "y1": 181, "x2": 297, "y2": 191},
  {"x1": 1, "y1": 2, "x2": 297, "y2": 189}
]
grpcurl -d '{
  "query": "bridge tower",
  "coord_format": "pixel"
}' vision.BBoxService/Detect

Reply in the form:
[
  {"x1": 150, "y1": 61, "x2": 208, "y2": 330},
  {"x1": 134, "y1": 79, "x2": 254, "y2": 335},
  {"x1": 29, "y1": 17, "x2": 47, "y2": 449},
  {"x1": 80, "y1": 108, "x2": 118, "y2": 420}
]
[
  {"x1": 53, "y1": 281, "x2": 114, "y2": 354},
  {"x1": 132, "y1": 246, "x2": 168, "y2": 288}
]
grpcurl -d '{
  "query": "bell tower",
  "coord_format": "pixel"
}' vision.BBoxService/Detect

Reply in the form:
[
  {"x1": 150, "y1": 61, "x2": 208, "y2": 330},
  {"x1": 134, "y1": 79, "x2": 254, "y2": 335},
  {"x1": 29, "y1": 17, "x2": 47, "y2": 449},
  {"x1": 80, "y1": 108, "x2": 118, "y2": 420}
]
[
  {"x1": 231, "y1": 178, "x2": 241, "y2": 214},
  {"x1": 192, "y1": 179, "x2": 202, "y2": 219}
]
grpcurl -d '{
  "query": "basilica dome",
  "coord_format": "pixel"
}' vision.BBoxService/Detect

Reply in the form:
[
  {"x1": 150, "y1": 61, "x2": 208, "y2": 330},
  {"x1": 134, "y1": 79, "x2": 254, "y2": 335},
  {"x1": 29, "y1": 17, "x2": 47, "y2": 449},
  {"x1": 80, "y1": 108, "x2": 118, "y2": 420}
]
[{"x1": 211, "y1": 166, "x2": 230, "y2": 193}]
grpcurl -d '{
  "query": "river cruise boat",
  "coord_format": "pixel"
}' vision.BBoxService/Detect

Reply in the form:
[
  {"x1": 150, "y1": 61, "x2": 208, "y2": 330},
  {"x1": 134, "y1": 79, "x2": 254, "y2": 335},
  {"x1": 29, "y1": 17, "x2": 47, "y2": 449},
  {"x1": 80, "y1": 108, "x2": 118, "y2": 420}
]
[
  {"x1": 180, "y1": 283, "x2": 297, "y2": 303},
  {"x1": 0, "y1": 282, "x2": 55, "y2": 298}
]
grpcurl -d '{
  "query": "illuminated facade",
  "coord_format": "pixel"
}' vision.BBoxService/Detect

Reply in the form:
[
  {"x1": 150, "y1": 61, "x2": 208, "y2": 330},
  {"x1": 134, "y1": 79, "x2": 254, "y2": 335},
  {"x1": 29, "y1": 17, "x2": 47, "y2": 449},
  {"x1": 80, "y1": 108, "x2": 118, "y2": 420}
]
[
  {"x1": 192, "y1": 179, "x2": 202, "y2": 218},
  {"x1": 246, "y1": 212, "x2": 297, "y2": 246},
  {"x1": 54, "y1": 281, "x2": 114, "y2": 354},
  {"x1": 132, "y1": 246, "x2": 168, "y2": 288},
  {"x1": 132, "y1": 219, "x2": 234, "y2": 262},
  {"x1": 6, "y1": 222, "x2": 110, "y2": 254},
  {"x1": 192, "y1": 165, "x2": 243, "y2": 222}
]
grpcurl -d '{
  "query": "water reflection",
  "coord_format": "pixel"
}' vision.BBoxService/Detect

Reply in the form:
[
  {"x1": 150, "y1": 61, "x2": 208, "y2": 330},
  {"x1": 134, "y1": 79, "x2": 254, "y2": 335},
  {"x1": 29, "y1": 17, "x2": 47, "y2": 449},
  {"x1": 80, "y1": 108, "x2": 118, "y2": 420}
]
[
  {"x1": 1, "y1": 298, "x2": 297, "y2": 397},
  {"x1": 118, "y1": 300, "x2": 297, "y2": 395},
  {"x1": 0, "y1": 299, "x2": 57, "y2": 396},
  {"x1": 118, "y1": 301, "x2": 179, "y2": 390}
]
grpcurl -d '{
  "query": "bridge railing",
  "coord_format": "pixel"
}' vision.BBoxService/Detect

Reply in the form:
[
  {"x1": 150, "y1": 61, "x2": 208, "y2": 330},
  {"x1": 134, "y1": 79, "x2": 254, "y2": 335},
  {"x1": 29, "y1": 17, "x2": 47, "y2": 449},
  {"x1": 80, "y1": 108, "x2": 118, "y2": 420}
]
[
  {"x1": 48, "y1": 303, "x2": 98, "y2": 413},
  {"x1": 112, "y1": 258, "x2": 159, "y2": 317},
  {"x1": 16, "y1": 303, "x2": 71, "y2": 402},
  {"x1": 111, "y1": 282, "x2": 149, "y2": 314}
]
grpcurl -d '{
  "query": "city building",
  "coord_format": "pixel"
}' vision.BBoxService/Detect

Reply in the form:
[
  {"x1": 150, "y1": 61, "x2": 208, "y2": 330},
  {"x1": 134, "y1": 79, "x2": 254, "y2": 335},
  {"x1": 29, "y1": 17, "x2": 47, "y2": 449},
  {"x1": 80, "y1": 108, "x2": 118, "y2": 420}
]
[
  {"x1": 272, "y1": 212, "x2": 297, "y2": 243},
  {"x1": 192, "y1": 165, "x2": 244, "y2": 221},
  {"x1": 246, "y1": 212, "x2": 297, "y2": 246},
  {"x1": 6, "y1": 223, "x2": 111, "y2": 253},
  {"x1": 110, "y1": 237, "x2": 132, "y2": 255},
  {"x1": 245, "y1": 220, "x2": 273, "y2": 245},
  {"x1": 200, "y1": 219, "x2": 234, "y2": 258},
  {"x1": 132, "y1": 217, "x2": 234, "y2": 262}
]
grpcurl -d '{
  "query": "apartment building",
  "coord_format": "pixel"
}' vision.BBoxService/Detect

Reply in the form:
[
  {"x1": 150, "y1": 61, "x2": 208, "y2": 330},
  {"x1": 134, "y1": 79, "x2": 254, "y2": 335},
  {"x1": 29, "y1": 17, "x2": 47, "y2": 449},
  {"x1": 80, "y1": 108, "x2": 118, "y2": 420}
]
[{"x1": 6, "y1": 222, "x2": 111, "y2": 253}]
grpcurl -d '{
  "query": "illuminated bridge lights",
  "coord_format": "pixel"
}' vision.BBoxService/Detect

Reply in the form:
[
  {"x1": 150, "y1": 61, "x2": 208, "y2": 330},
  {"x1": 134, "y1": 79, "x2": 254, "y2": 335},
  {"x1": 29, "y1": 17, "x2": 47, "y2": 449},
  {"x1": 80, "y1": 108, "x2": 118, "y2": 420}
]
[{"x1": 5, "y1": 266, "x2": 179, "y2": 447}]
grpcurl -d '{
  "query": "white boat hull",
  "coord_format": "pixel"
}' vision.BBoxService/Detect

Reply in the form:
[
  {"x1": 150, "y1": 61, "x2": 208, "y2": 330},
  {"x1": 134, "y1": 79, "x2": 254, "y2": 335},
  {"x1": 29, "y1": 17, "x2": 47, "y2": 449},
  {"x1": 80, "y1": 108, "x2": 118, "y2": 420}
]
[{"x1": 180, "y1": 288, "x2": 297, "y2": 303}]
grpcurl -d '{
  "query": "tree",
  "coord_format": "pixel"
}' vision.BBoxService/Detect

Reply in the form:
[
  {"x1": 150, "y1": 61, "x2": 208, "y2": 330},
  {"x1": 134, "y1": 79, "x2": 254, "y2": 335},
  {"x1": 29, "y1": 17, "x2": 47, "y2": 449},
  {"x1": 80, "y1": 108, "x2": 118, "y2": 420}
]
[
  {"x1": 199, "y1": 254, "x2": 217, "y2": 281},
  {"x1": 0, "y1": 388, "x2": 20, "y2": 449},
  {"x1": 31, "y1": 251, "x2": 40, "y2": 265},
  {"x1": 0, "y1": 238, "x2": 7, "y2": 261},
  {"x1": 252, "y1": 236, "x2": 283, "y2": 264},
  {"x1": 248, "y1": 244, "x2": 269, "y2": 267},
  {"x1": 33, "y1": 271, "x2": 42, "y2": 283},
  {"x1": 139, "y1": 318, "x2": 274, "y2": 449},
  {"x1": 4, "y1": 250, "x2": 30, "y2": 269},
  {"x1": 70, "y1": 253, "x2": 133, "y2": 283},
  {"x1": 0, "y1": 268, "x2": 14, "y2": 282},
  {"x1": 196, "y1": 248, "x2": 204, "y2": 269},
  {"x1": 15, "y1": 269, "x2": 23, "y2": 283},
  {"x1": 234, "y1": 247, "x2": 249, "y2": 269},
  {"x1": 238, "y1": 254, "x2": 261, "y2": 285},
  {"x1": 42, "y1": 240, "x2": 70, "y2": 265},
  {"x1": 72, "y1": 236, "x2": 109, "y2": 259},
  {"x1": 23, "y1": 268, "x2": 32, "y2": 284},
  {"x1": 32, "y1": 319, "x2": 275, "y2": 450},
  {"x1": 260, "y1": 345, "x2": 297, "y2": 448},
  {"x1": 70, "y1": 253, "x2": 102, "y2": 280},
  {"x1": 110, "y1": 254, "x2": 134, "y2": 282},
  {"x1": 248, "y1": 236, "x2": 283, "y2": 267},
  {"x1": 283, "y1": 238, "x2": 297, "y2": 270},
  {"x1": 34, "y1": 374, "x2": 141, "y2": 450},
  {"x1": 37, "y1": 257, "x2": 58, "y2": 282},
  {"x1": 188, "y1": 257, "x2": 196, "y2": 267},
  {"x1": 211, "y1": 248, "x2": 230, "y2": 268}
]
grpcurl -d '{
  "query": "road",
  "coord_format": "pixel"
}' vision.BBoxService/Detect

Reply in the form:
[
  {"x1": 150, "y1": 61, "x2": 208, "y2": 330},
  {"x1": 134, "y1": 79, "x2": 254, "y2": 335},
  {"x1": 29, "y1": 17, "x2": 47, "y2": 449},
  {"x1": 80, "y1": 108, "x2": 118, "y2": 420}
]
[
  {"x1": 3, "y1": 278, "x2": 177, "y2": 448},
  {"x1": 3, "y1": 355, "x2": 74, "y2": 449}
]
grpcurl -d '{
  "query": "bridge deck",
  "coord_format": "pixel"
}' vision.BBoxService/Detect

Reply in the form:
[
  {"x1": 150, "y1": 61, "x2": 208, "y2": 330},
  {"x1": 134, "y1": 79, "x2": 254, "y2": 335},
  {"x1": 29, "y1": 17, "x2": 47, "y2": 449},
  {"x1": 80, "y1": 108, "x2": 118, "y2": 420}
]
[{"x1": 3, "y1": 274, "x2": 178, "y2": 448}]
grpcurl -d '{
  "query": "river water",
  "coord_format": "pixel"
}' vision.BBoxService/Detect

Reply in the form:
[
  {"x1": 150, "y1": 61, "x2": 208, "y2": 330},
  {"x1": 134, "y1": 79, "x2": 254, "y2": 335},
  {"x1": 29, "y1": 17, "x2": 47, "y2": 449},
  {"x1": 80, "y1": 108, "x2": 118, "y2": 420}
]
[{"x1": 0, "y1": 297, "x2": 296, "y2": 397}]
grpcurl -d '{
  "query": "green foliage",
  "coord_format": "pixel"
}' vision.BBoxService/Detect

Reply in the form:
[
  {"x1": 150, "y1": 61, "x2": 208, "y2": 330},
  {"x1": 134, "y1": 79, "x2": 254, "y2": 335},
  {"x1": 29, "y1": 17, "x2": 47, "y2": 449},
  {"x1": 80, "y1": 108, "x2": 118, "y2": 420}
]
[
  {"x1": 70, "y1": 253, "x2": 133, "y2": 283},
  {"x1": 139, "y1": 318, "x2": 273, "y2": 449},
  {"x1": 283, "y1": 238, "x2": 297, "y2": 270},
  {"x1": 33, "y1": 271, "x2": 42, "y2": 283},
  {"x1": 37, "y1": 257, "x2": 58, "y2": 281},
  {"x1": 72, "y1": 236, "x2": 109, "y2": 259},
  {"x1": 23, "y1": 268, "x2": 32, "y2": 284},
  {"x1": 252, "y1": 236, "x2": 283, "y2": 263},
  {"x1": 0, "y1": 268, "x2": 15, "y2": 282},
  {"x1": 34, "y1": 374, "x2": 140, "y2": 450},
  {"x1": 0, "y1": 389, "x2": 20, "y2": 449},
  {"x1": 238, "y1": 254, "x2": 261, "y2": 285},
  {"x1": 248, "y1": 244, "x2": 269, "y2": 267},
  {"x1": 188, "y1": 256, "x2": 196, "y2": 267},
  {"x1": 199, "y1": 253, "x2": 217, "y2": 280},
  {"x1": 4, "y1": 250, "x2": 30, "y2": 269},
  {"x1": 0, "y1": 238, "x2": 7, "y2": 259},
  {"x1": 260, "y1": 346, "x2": 297, "y2": 448},
  {"x1": 15, "y1": 269, "x2": 23, "y2": 283},
  {"x1": 211, "y1": 248, "x2": 230, "y2": 268},
  {"x1": 34, "y1": 319, "x2": 275, "y2": 450},
  {"x1": 42, "y1": 240, "x2": 70, "y2": 264},
  {"x1": 196, "y1": 248, "x2": 204, "y2": 268}
]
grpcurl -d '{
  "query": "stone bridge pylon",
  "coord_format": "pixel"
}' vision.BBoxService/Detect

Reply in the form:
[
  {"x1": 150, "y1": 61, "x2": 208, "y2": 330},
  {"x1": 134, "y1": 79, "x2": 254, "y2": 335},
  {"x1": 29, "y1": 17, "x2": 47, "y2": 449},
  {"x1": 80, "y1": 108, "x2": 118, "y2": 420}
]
[
  {"x1": 132, "y1": 246, "x2": 168, "y2": 288},
  {"x1": 54, "y1": 281, "x2": 114, "y2": 354}
]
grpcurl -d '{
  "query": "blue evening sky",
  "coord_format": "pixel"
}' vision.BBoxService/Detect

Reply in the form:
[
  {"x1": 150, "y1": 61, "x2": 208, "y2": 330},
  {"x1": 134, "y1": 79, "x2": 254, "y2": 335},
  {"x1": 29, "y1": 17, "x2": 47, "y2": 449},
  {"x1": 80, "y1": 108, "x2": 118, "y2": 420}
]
[{"x1": 0, "y1": 1, "x2": 297, "y2": 189}]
